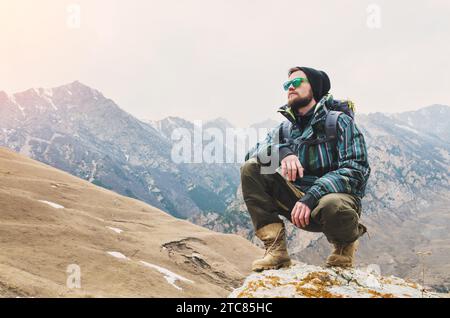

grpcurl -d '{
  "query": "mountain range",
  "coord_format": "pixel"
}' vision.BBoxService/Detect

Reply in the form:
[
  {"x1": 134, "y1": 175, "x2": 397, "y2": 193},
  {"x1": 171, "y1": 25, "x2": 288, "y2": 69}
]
[
  {"x1": 1, "y1": 82, "x2": 449, "y2": 292},
  {"x1": 0, "y1": 82, "x2": 239, "y2": 219}
]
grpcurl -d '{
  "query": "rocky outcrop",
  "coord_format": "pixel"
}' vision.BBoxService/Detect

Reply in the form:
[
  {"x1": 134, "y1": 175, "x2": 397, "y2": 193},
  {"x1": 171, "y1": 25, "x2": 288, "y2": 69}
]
[{"x1": 229, "y1": 262, "x2": 443, "y2": 298}]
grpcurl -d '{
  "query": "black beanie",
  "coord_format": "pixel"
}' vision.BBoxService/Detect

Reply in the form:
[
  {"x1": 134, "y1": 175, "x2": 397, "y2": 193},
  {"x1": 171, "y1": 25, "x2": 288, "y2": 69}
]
[{"x1": 291, "y1": 66, "x2": 331, "y2": 102}]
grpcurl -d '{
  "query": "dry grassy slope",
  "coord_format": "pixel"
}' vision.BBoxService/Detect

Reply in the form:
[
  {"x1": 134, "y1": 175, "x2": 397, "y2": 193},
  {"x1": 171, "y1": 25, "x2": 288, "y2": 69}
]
[{"x1": 0, "y1": 147, "x2": 262, "y2": 297}]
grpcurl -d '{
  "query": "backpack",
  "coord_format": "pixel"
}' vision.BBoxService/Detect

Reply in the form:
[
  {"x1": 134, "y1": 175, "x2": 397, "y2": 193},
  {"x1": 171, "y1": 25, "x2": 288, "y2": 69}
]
[{"x1": 281, "y1": 99, "x2": 356, "y2": 148}]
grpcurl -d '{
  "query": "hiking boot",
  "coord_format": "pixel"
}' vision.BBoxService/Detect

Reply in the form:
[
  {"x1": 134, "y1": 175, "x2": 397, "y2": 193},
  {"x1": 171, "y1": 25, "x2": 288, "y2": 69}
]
[
  {"x1": 252, "y1": 223, "x2": 291, "y2": 272},
  {"x1": 325, "y1": 240, "x2": 359, "y2": 268}
]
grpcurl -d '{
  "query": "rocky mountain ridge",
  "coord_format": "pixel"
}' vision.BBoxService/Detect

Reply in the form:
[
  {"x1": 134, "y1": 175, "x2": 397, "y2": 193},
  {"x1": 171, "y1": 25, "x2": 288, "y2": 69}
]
[{"x1": 1, "y1": 82, "x2": 449, "y2": 292}]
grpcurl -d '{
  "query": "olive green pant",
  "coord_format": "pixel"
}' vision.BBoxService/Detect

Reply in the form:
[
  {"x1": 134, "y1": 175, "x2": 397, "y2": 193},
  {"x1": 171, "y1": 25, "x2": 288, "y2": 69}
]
[{"x1": 240, "y1": 158, "x2": 367, "y2": 244}]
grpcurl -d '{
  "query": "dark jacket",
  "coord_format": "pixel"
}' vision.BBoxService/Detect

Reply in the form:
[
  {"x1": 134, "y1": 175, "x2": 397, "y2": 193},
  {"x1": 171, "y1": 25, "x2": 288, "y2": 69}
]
[{"x1": 245, "y1": 94, "x2": 371, "y2": 210}]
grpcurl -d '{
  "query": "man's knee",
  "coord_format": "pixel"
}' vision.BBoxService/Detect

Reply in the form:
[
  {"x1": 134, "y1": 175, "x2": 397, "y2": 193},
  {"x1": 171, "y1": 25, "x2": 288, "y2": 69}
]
[
  {"x1": 314, "y1": 194, "x2": 361, "y2": 243},
  {"x1": 316, "y1": 194, "x2": 359, "y2": 225},
  {"x1": 240, "y1": 157, "x2": 260, "y2": 178}
]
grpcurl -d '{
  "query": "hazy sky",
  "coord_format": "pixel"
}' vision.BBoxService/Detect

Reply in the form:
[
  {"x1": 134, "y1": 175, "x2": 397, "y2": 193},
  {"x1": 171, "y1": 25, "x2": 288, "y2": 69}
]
[{"x1": 1, "y1": 0, "x2": 449, "y2": 126}]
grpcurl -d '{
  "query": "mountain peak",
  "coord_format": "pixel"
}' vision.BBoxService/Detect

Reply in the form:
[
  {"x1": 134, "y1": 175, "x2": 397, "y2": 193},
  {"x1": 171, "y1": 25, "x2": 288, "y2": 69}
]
[
  {"x1": 229, "y1": 262, "x2": 444, "y2": 298},
  {"x1": 158, "y1": 116, "x2": 195, "y2": 129},
  {"x1": 205, "y1": 117, "x2": 235, "y2": 129},
  {"x1": 419, "y1": 104, "x2": 450, "y2": 114},
  {"x1": 0, "y1": 90, "x2": 9, "y2": 101},
  {"x1": 58, "y1": 80, "x2": 99, "y2": 93},
  {"x1": 8, "y1": 81, "x2": 102, "y2": 101},
  {"x1": 67, "y1": 80, "x2": 89, "y2": 89},
  {"x1": 49, "y1": 80, "x2": 105, "y2": 102},
  {"x1": 390, "y1": 104, "x2": 450, "y2": 117}
]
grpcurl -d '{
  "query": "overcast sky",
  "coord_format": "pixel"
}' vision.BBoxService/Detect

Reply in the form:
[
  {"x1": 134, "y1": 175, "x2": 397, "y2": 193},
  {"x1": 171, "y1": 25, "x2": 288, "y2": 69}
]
[{"x1": 1, "y1": 0, "x2": 449, "y2": 126}]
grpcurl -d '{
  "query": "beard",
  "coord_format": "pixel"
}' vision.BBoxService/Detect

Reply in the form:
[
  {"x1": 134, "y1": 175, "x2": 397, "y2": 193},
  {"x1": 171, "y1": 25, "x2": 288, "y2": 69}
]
[{"x1": 288, "y1": 91, "x2": 313, "y2": 112}]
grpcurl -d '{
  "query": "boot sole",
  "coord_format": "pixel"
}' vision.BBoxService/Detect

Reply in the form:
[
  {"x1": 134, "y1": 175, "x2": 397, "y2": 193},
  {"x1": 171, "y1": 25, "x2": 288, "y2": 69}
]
[{"x1": 252, "y1": 260, "x2": 292, "y2": 272}]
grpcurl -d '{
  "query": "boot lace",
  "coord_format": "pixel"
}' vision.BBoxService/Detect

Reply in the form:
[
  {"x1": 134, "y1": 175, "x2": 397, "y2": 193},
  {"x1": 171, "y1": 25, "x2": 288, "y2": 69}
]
[{"x1": 263, "y1": 226, "x2": 283, "y2": 257}]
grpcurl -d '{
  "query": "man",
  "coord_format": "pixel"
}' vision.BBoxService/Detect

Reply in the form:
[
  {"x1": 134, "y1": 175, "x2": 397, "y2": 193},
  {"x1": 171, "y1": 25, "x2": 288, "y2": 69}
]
[{"x1": 241, "y1": 66, "x2": 371, "y2": 272}]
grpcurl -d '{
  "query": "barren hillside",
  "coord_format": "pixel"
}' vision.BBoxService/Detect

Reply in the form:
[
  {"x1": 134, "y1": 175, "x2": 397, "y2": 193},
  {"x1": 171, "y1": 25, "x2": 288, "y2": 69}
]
[{"x1": 0, "y1": 147, "x2": 261, "y2": 297}]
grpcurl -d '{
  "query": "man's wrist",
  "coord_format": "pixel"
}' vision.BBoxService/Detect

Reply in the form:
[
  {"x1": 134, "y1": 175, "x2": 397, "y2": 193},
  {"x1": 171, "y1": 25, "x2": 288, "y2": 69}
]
[
  {"x1": 299, "y1": 193, "x2": 318, "y2": 210},
  {"x1": 279, "y1": 145, "x2": 295, "y2": 161}
]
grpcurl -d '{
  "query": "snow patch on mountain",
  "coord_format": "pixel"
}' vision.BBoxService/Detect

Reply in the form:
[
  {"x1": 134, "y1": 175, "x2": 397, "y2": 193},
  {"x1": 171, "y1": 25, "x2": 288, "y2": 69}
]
[
  {"x1": 395, "y1": 124, "x2": 420, "y2": 135},
  {"x1": 106, "y1": 226, "x2": 123, "y2": 234},
  {"x1": 140, "y1": 260, "x2": 194, "y2": 291},
  {"x1": 107, "y1": 251, "x2": 129, "y2": 260},
  {"x1": 38, "y1": 200, "x2": 64, "y2": 209}
]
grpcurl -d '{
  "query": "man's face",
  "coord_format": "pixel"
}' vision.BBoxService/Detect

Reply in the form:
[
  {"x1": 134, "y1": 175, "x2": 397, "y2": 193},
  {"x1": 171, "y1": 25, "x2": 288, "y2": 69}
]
[{"x1": 287, "y1": 70, "x2": 314, "y2": 111}]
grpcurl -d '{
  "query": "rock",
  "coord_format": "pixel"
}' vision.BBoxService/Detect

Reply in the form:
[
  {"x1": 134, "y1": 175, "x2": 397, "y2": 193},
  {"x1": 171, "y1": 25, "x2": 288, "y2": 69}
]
[{"x1": 228, "y1": 262, "x2": 443, "y2": 298}]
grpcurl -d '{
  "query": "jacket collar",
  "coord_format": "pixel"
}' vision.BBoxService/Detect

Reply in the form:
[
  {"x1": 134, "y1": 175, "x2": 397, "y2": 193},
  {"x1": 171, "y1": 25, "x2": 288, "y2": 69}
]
[{"x1": 277, "y1": 93, "x2": 333, "y2": 127}]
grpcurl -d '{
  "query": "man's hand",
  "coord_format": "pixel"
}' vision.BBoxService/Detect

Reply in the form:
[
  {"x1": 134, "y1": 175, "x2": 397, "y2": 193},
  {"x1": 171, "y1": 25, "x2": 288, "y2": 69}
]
[
  {"x1": 291, "y1": 201, "x2": 311, "y2": 228},
  {"x1": 281, "y1": 154, "x2": 304, "y2": 182}
]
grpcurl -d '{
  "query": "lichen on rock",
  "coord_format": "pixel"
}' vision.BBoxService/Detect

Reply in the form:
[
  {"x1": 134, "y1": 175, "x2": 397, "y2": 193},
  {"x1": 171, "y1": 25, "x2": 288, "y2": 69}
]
[{"x1": 229, "y1": 262, "x2": 443, "y2": 298}]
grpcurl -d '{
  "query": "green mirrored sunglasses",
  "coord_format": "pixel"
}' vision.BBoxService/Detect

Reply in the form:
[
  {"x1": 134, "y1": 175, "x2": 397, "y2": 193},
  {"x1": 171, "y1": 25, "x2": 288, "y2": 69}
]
[{"x1": 283, "y1": 77, "x2": 308, "y2": 91}]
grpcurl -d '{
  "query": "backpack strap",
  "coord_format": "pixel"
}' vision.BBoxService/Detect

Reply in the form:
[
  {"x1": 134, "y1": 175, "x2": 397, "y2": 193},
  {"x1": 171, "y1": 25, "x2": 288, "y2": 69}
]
[
  {"x1": 324, "y1": 110, "x2": 342, "y2": 142},
  {"x1": 280, "y1": 110, "x2": 343, "y2": 147}
]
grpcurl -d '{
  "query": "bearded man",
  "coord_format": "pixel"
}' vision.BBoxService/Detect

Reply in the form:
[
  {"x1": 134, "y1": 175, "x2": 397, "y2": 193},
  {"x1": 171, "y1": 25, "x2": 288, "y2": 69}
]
[{"x1": 241, "y1": 66, "x2": 371, "y2": 271}]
